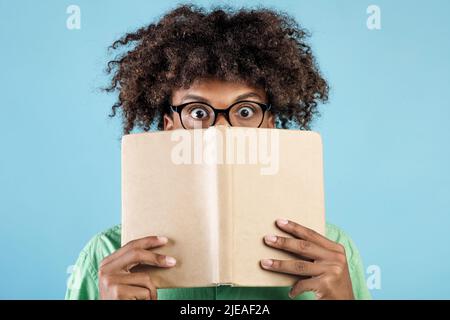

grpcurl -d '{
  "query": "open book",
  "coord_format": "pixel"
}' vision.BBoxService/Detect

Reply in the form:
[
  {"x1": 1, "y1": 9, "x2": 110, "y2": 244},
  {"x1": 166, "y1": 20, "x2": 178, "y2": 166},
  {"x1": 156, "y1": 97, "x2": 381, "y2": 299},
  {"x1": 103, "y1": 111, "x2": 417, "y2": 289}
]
[{"x1": 121, "y1": 126, "x2": 326, "y2": 288}]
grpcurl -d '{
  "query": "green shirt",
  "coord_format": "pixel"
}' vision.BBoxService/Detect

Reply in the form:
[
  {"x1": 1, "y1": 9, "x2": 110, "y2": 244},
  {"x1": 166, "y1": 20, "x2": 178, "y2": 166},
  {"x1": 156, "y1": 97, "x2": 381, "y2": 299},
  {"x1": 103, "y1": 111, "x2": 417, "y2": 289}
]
[{"x1": 65, "y1": 223, "x2": 372, "y2": 300}]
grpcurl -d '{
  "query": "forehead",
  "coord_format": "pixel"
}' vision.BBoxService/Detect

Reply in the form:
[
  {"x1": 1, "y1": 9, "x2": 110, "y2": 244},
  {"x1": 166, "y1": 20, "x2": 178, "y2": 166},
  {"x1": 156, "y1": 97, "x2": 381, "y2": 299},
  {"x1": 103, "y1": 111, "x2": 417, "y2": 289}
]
[{"x1": 171, "y1": 78, "x2": 267, "y2": 103}]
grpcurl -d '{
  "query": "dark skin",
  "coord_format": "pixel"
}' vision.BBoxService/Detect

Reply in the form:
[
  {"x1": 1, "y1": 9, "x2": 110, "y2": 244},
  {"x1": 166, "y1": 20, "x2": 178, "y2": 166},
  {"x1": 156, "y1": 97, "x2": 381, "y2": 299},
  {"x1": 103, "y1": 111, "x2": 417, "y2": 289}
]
[{"x1": 99, "y1": 78, "x2": 354, "y2": 300}]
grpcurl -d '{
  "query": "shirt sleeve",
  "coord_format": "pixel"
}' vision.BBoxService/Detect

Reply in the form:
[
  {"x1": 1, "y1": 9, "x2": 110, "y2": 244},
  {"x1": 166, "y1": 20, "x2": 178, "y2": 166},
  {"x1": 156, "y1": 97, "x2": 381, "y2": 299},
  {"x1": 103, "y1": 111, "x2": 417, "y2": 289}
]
[
  {"x1": 347, "y1": 239, "x2": 372, "y2": 300},
  {"x1": 328, "y1": 224, "x2": 372, "y2": 300},
  {"x1": 65, "y1": 225, "x2": 122, "y2": 300},
  {"x1": 65, "y1": 250, "x2": 100, "y2": 300}
]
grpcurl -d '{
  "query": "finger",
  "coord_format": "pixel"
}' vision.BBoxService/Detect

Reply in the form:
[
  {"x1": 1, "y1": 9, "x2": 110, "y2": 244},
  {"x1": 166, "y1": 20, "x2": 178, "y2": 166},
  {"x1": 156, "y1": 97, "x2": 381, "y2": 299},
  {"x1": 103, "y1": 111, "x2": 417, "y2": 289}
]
[
  {"x1": 114, "y1": 272, "x2": 158, "y2": 300},
  {"x1": 289, "y1": 277, "x2": 321, "y2": 299},
  {"x1": 275, "y1": 219, "x2": 343, "y2": 253},
  {"x1": 264, "y1": 235, "x2": 334, "y2": 260},
  {"x1": 101, "y1": 236, "x2": 169, "y2": 268},
  {"x1": 108, "y1": 284, "x2": 152, "y2": 300},
  {"x1": 101, "y1": 248, "x2": 176, "y2": 273},
  {"x1": 260, "y1": 258, "x2": 325, "y2": 277}
]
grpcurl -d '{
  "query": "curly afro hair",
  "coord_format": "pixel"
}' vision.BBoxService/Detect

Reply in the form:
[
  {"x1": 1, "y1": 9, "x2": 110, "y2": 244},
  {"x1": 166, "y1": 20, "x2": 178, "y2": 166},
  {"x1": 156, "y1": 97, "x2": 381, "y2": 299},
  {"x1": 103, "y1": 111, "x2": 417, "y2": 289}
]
[{"x1": 104, "y1": 3, "x2": 329, "y2": 134}]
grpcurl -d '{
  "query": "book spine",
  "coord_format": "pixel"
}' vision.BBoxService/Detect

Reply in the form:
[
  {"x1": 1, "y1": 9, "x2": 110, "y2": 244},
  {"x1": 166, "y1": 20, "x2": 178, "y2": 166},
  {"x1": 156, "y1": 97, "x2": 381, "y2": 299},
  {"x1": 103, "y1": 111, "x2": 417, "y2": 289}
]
[
  {"x1": 205, "y1": 160, "x2": 220, "y2": 285},
  {"x1": 217, "y1": 158, "x2": 233, "y2": 284}
]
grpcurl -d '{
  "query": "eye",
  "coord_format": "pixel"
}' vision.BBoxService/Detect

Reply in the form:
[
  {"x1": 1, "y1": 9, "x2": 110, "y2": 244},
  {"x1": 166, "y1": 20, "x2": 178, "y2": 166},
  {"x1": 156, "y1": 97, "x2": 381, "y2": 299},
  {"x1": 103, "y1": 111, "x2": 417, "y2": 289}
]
[
  {"x1": 189, "y1": 107, "x2": 210, "y2": 120},
  {"x1": 237, "y1": 106, "x2": 255, "y2": 118}
]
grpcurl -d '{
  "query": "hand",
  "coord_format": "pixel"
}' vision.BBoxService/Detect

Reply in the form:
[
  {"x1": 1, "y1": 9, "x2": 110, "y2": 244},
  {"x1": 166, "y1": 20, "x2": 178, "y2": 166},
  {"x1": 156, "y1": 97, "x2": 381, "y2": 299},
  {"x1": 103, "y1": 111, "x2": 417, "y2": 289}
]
[
  {"x1": 98, "y1": 235, "x2": 176, "y2": 300},
  {"x1": 260, "y1": 219, "x2": 354, "y2": 300}
]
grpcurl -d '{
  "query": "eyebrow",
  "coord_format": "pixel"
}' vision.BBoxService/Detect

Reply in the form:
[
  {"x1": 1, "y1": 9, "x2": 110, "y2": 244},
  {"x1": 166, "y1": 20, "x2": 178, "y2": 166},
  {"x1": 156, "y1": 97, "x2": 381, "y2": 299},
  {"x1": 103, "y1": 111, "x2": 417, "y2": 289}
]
[{"x1": 180, "y1": 92, "x2": 265, "y2": 104}]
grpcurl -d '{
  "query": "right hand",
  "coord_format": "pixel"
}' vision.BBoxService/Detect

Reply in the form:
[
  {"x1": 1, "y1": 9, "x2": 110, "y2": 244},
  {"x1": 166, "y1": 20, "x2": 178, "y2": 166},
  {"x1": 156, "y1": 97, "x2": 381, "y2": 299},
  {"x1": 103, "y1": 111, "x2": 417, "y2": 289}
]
[{"x1": 98, "y1": 235, "x2": 176, "y2": 300}]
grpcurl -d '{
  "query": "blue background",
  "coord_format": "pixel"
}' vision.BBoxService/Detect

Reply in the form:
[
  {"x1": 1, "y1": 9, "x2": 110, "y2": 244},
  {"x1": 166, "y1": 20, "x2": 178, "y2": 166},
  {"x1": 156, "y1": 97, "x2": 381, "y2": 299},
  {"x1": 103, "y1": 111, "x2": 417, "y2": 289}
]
[{"x1": 0, "y1": 0, "x2": 449, "y2": 299}]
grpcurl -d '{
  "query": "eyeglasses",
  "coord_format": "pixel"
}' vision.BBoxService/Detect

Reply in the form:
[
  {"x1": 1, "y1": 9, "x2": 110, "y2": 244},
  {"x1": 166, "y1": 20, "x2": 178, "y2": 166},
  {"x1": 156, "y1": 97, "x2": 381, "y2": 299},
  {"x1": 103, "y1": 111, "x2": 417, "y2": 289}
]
[{"x1": 170, "y1": 100, "x2": 271, "y2": 129}]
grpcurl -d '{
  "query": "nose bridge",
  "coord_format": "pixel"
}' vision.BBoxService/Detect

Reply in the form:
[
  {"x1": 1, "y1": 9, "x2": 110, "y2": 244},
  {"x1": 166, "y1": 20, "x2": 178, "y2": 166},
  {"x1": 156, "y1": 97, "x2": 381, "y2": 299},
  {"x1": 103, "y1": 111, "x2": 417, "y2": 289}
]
[{"x1": 214, "y1": 112, "x2": 231, "y2": 126}]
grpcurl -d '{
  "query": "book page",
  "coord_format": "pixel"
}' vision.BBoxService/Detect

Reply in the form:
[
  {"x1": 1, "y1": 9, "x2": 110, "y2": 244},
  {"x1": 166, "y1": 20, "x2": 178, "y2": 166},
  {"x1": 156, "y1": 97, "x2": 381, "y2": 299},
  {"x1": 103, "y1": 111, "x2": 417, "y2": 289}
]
[
  {"x1": 121, "y1": 130, "x2": 220, "y2": 288},
  {"x1": 227, "y1": 128, "x2": 326, "y2": 286}
]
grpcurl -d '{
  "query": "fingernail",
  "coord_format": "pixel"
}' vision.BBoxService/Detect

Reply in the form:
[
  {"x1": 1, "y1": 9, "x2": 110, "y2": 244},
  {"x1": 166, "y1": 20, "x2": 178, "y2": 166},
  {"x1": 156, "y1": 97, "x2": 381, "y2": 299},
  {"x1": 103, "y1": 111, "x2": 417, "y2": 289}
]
[
  {"x1": 277, "y1": 218, "x2": 289, "y2": 226},
  {"x1": 157, "y1": 236, "x2": 168, "y2": 243},
  {"x1": 165, "y1": 256, "x2": 176, "y2": 266},
  {"x1": 264, "y1": 235, "x2": 277, "y2": 243},
  {"x1": 261, "y1": 259, "x2": 273, "y2": 268},
  {"x1": 288, "y1": 290, "x2": 295, "y2": 299}
]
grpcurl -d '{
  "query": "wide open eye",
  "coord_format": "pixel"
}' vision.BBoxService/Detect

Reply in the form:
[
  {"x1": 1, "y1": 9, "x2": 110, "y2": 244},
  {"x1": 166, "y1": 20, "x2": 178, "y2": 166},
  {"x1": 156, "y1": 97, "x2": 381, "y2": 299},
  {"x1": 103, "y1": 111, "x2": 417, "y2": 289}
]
[
  {"x1": 236, "y1": 106, "x2": 255, "y2": 119},
  {"x1": 189, "y1": 106, "x2": 210, "y2": 120}
]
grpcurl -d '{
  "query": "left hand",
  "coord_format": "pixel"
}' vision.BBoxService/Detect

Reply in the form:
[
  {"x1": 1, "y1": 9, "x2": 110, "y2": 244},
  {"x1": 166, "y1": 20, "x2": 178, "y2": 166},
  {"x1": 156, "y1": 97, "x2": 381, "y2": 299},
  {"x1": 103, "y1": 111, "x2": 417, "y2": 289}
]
[{"x1": 260, "y1": 218, "x2": 354, "y2": 300}]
